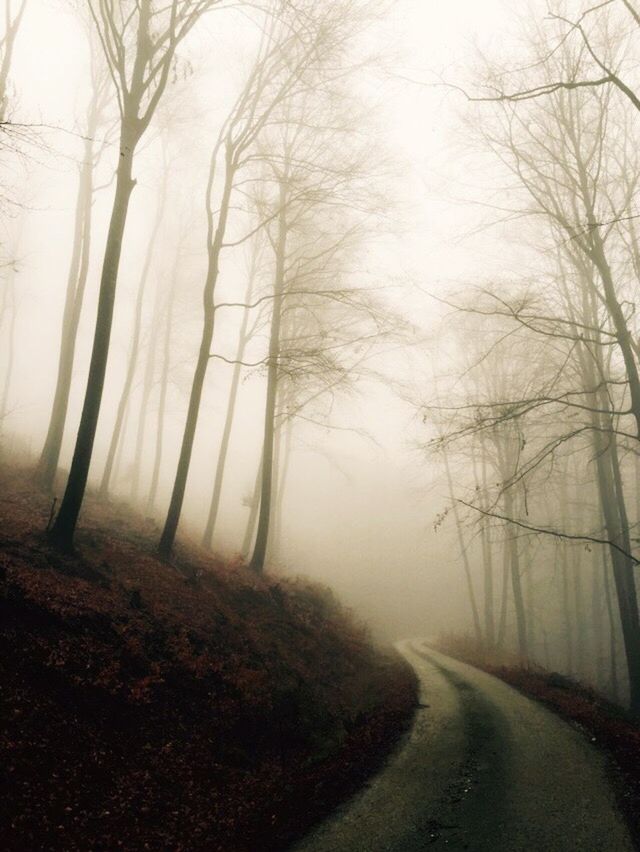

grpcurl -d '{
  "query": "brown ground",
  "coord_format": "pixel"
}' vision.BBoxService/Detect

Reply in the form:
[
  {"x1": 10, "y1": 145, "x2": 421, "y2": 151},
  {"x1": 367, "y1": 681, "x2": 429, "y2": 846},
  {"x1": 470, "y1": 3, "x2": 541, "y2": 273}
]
[{"x1": 0, "y1": 467, "x2": 417, "y2": 851}]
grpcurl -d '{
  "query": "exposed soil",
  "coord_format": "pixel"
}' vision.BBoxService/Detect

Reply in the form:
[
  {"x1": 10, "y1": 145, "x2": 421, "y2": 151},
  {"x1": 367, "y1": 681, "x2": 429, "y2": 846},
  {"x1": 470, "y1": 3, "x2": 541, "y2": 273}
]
[{"x1": 1, "y1": 467, "x2": 418, "y2": 851}]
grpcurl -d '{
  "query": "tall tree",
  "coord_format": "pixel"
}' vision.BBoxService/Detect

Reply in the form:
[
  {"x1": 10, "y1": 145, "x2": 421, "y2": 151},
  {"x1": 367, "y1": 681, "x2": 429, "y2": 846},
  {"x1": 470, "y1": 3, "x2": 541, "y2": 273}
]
[
  {"x1": 50, "y1": 0, "x2": 223, "y2": 548},
  {"x1": 201, "y1": 243, "x2": 261, "y2": 549},
  {"x1": 249, "y1": 177, "x2": 288, "y2": 572},
  {"x1": 0, "y1": 262, "x2": 17, "y2": 445},
  {"x1": 37, "y1": 50, "x2": 111, "y2": 490},
  {"x1": 159, "y1": 0, "x2": 360, "y2": 557},
  {"x1": 0, "y1": 0, "x2": 27, "y2": 122},
  {"x1": 0, "y1": 0, "x2": 27, "y2": 274},
  {"x1": 99, "y1": 167, "x2": 168, "y2": 498},
  {"x1": 146, "y1": 235, "x2": 184, "y2": 515}
]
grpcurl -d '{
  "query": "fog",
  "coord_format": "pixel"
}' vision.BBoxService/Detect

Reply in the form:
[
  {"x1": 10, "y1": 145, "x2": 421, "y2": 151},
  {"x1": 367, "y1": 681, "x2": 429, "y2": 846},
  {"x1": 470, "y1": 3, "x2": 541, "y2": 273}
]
[{"x1": 3, "y1": 0, "x2": 640, "y2": 709}]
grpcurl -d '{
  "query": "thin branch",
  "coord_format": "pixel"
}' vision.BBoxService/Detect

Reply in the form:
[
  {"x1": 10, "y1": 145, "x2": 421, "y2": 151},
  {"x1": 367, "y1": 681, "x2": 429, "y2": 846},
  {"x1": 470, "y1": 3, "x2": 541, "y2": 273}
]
[{"x1": 458, "y1": 499, "x2": 640, "y2": 564}]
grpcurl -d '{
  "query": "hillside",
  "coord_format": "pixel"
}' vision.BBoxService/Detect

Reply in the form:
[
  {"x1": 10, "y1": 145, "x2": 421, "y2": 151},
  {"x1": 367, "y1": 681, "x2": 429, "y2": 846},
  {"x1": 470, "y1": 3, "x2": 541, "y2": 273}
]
[{"x1": 1, "y1": 468, "x2": 417, "y2": 851}]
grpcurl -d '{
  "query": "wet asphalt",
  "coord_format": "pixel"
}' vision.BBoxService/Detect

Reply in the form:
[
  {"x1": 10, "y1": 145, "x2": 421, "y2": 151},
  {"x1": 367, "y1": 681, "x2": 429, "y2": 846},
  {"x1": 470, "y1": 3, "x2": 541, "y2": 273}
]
[{"x1": 293, "y1": 642, "x2": 634, "y2": 852}]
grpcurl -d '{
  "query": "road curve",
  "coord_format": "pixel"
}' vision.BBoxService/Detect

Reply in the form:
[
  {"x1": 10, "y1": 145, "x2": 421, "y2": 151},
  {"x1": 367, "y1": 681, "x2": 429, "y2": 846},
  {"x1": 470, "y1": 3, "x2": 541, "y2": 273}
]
[{"x1": 293, "y1": 641, "x2": 634, "y2": 852}]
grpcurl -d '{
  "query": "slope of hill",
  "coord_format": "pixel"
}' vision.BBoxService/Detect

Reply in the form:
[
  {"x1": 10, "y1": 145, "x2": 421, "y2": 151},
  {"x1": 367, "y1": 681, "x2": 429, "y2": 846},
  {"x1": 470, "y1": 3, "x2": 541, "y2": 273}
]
[{"x1": 1, "y1": 468, "x2": 417, "y2": 851}]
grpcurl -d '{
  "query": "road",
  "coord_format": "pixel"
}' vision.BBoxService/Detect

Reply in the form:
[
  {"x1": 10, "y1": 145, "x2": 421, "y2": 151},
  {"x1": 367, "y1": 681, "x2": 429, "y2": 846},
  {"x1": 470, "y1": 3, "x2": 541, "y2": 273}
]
[{"x1": 294, "y1": 642, "x2": 634, "y2": 852}]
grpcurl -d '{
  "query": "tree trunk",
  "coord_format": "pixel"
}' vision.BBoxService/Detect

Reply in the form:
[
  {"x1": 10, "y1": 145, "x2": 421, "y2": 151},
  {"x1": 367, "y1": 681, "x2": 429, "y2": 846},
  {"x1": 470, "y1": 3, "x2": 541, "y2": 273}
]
[
  {"x1": 593, "y1": 429, "x2": 640, "y2": 712},
  {"x1": 249, "y1": 184, "x2": 287, "y2": 575},
  {"x1": 602, "y1": 548, "x2": 620, "y2": 701},
  {"x1": 523, "y1": 538, "x2": 535, "y2": 661},
  {"x1": 37, "y1": 131, "x2": 95, "y2": 490},
  {"x1": 129, "y1": 191, "x2": 172, "y2": 505},
  {"x1": 560, "y1": 542, "x2": 574, "y2": 676},
  {"x1": 201, "y1": 266, "x2": 256, "y2": 550},
  {"x1": 572, "y1": 545, "x2": 586, "y2": 678},
  {"x1": 0, "y1": 275, "x2": 17, "y2": 445},
  {"x1": 111, "y1": 389, "x2": 131, "y2": 488},
  {"x1": 591, "y1": 543, "x2": 605, "y2": 690},
  {"x1": 99, "y1": 177, "x2": 165, "y2": 498},
  {"x1": 635, "y1": 454, "x2": 640, "y2": 560},
  {"x1": 147, "y1": 273, "x2": 177, "y2": 516},
  {"x1": 159, "y1": 148, "x2": 235, "y2": 558},
  {"x1": 49, "y1": 128, "x2": 137, "y2": 549},
  {"x1": 0, "y1": 0, "x2": 27, "y2": 118},
  {"x1": 441, "y1": 447, "x2": 483, "y2": 645},
  {"x1": 241, "y1": 456, "x2": 262, "y2": 559},
  {"x1": 570, "y1": 265, "x2": 640, "y2": 708},
  {"x1": 503, "y1": 484, "x2": 528, "y2": 662},
  {"x1": 570, "y1": 485, "x2": 586, "y2": 679},
  {"x1": 480, "y1": 445, "x2": 496, "y2": 651},
  {"x1": 269, "y1": 414, "x2": 293, "y2": 564},
  {"x1": 496, "y1": 531, "x2": 510, "y2": 653}
]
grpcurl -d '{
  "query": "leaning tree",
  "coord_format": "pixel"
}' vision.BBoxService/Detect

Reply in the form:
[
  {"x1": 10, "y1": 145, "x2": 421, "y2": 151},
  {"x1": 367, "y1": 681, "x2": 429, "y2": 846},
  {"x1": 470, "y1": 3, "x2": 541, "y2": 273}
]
[{"x1": 49, "y1": 0, "x2": 226, "y2": 549}]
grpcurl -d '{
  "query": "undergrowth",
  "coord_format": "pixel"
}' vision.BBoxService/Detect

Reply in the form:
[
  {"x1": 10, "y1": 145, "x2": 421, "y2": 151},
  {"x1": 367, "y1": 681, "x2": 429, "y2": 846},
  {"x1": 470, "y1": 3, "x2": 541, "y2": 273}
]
[{"x1": 1, "y1": 467, "x2": 417, "y2": 851}]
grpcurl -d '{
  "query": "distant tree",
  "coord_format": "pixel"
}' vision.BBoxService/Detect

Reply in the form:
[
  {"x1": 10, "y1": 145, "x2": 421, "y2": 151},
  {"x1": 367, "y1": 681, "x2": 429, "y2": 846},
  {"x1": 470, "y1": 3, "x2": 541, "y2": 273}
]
[
  {"x1": 99, "y1": 164, "x2": 169, "y2": 499},
  {"x1": 145, "y1": 219, "x2": 192, "y2": 515},
  {"x1": 247, "y1": 99, "x2": 385, "y2": 574},
  {"x1": 440, "y1": 443, "x2": 483, "y2": 646},
  {"x1": 0, "y1": 252, "x2": 18, "y2": 444},
  {"x1": 201, "y1": 238, "x2": 263, "y2": 550},
  {"x1": 0, "y1": 1, "x2": 26, "y2": 117},
  {"x1": 418, "y1": 15, "x2": 640, "y2": 708},
  {"x1": 0, "y1": 0, "x2": 27, "y2": 269},
  {"x1": 37, "y1": 42, "x2": 112, "y2": 491},
  {"x1": 159, "y1": 0, "x2": 373, "y2": 557}
]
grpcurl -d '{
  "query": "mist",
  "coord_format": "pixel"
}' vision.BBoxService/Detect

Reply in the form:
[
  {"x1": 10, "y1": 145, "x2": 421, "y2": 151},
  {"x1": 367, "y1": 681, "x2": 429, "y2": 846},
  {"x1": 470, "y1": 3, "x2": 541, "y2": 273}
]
[
  {"x1": 2, "y1": 0, "x2": 501, "y2": 639},
  {"x1": 4, "y1": 1, "x2": 640, "y2": 849}
]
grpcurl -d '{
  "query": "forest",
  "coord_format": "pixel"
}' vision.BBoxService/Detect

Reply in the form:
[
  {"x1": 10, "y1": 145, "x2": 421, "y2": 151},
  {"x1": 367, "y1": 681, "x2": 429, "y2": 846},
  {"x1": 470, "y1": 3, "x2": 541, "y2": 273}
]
[{"x1": 5, "y1": 0, "x2": 640, "y2": 850}]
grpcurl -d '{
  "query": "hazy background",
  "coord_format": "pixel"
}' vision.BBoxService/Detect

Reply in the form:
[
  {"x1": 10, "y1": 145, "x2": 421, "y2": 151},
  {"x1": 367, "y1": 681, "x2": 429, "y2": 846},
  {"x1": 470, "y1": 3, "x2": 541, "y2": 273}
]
[{"x1": 1, "y1": 0, "x2": 535, "y2": 640}]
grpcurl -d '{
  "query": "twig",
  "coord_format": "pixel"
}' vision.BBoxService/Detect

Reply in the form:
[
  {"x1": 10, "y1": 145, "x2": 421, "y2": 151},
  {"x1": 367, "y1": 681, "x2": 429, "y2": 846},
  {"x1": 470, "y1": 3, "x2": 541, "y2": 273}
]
[{"x1": 458, "y1": 499, "x2": 639, "y2": 564}]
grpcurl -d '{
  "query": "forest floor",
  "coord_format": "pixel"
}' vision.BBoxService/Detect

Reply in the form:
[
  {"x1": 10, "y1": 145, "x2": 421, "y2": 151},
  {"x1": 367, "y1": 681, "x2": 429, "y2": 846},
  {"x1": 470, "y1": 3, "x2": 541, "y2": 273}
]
[
  {"x1": 0, "y1": 465, "x2": 418, "y2": 852},
  {"x1": 435, "y1": 634, "x2": 640, "y2": 849}
]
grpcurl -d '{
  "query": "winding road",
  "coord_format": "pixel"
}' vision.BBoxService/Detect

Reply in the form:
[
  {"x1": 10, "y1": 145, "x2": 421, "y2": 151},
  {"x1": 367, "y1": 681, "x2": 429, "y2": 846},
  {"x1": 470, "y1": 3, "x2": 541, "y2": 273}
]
[{"x1": 294, "y1": 642, "x2": 634, "y2": 852}]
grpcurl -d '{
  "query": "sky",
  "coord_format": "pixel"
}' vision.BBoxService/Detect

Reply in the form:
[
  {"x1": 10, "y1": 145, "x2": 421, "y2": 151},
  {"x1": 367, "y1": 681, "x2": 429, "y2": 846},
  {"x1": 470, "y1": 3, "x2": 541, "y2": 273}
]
[{"x1": 1, "y1": 0, "x2": 544, "y2": 640}]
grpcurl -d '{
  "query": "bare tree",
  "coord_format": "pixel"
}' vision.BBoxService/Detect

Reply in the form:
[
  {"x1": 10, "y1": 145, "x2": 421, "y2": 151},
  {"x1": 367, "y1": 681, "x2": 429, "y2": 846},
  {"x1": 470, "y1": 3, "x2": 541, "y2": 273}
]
[
  {"x1": 0, "y1": 1, "x2": 27, "y2": 271},
  {"x1": 0, "y1": 1, "x2": 27, "y2": 123},
  {"x1": 0, "y1": 259, "x2": 17, "y2": 444},
  {"x1": 99, "y1": 165, "x2": 169, "y2": 498},
  {"x1": 37, "y1": 45, "x2": 112, "y2": 491},
  {"x1": 146, "y1": 228, "x2": 187, "y2": 515},
  {"x1": 50, "y1": 0, "x2": 224, "y2": 549},
  {"x1": 248, "y1": 158, "x2": 384, "y2": 573},
  {"x1": 201, "y1": 239, "x2": 262, "y2": 549},
  {"x1": 159, "y1": 0, "x2": 372, "y2": 557}
]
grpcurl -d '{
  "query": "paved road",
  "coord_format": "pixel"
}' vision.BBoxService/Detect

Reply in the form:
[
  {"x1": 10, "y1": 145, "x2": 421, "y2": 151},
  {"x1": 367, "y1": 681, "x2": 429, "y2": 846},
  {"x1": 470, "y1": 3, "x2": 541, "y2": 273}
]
[{"x1": 294, "y1": 642, "x2": 634, "y2": 852}]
